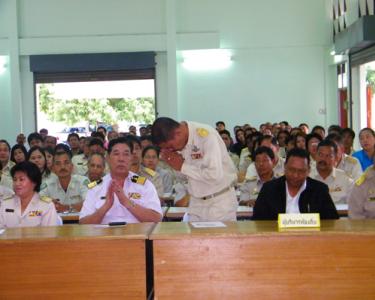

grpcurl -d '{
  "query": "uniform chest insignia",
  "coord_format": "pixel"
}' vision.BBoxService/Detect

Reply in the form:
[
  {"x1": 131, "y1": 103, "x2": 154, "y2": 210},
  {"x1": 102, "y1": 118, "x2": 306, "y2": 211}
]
[
  {"x1": 191, "y1": 153, "x2": 202, "y2": 159},
  {"x1": 40, "y1": 196, "x2": 52, "y2": 203},
  {"x1": 131, "y1": 175, "x2": 146, "y2": 185},
  {"x1": 3, "y1": 195, "x2": 13, "y2": 201},
  {"x1": 247, "y1": 176, "x2": 257, "y2": 182},
  {"x1": 88, "y1": 179, "x2": 103, "y2": 189},
  {"x1": 128, "y1": 192, "x2": 141, "y2": 200},
  {"x1": 5, "y1": 208, "x2": 14, "y2": 213},
  {"x1": 330, "y1": 186, "x2": 342, "y2": 192},
  {"x1": 143, "y1": 167, "x2": 156, "y2": 177},
  {"x1": 29, "y1": 210, "x2": 42, "y2": 217},
  {"x1": 77, "y1": 162, "x2": 83, "y2": 165},
  {"x1": 368, "y1": 197, "x2": 375, "y2": 202},
  {"x1": 192, "y1": 145, "x2": 200, "y2": 152},
  {"x1": 197, "y1": 128, "x2": 209, "y2": 138}
]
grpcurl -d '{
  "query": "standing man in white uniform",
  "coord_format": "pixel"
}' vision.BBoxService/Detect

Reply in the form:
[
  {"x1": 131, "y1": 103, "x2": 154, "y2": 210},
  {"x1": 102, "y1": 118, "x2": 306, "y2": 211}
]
[{"x1": 152, "y1": 117, "x2": 238, "y2": 221}]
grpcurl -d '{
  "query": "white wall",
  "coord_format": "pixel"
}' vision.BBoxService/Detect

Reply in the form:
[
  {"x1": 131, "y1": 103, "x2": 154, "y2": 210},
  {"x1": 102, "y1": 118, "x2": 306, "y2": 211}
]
[{"x1": 0, "y1": 0, "x2": 337, "y2": 143}]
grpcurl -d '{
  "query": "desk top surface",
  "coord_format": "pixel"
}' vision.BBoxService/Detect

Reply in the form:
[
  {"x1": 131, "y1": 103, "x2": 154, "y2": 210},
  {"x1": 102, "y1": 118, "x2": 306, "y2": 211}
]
[
  {"x1": 150, "y1": 219, "x2": 375, "y2": 240},
  {"x1": 0, "y1": 223, "x2": 156, "y2": 242}
]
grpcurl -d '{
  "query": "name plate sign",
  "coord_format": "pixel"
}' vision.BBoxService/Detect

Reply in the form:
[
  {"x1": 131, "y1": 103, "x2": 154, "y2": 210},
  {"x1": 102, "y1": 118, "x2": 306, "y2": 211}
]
[{"x1": 278, "y1": 213, "x2": 320, "y2": 228}]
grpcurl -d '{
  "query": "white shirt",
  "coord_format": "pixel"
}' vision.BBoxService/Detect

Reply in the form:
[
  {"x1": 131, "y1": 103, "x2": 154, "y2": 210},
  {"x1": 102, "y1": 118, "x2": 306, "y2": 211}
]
[
  {"x1": 0, "y1": 193, "x2": 59, "y2": 228},
  {"x1": 80, "y1": 172, "x2": 162, "y2": 224},
  {"x1": 285, "y1": 180, "x2": 307, "y2": 214},
  {"x1": 180, "y1": 122, "x2": 237, "y2": 198}
]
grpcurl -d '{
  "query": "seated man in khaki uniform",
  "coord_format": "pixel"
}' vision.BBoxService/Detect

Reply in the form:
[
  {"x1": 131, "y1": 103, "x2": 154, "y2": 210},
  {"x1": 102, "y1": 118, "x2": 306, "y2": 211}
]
[{"x1": 40, "y1": 148, "x2": 89, "y2": 212}]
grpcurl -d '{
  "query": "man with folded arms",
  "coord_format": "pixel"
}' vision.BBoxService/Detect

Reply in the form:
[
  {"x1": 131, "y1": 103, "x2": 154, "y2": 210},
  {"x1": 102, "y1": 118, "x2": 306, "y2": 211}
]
[{"x1": 253, "y1": 148, "x2": 339, "y2": 220}]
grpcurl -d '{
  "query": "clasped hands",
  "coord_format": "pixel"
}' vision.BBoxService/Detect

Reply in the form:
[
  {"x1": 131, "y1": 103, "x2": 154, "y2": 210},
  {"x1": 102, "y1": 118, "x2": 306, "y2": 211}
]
[{"x1": 160, "y1": 150, "x2": 184, "y2": 171}]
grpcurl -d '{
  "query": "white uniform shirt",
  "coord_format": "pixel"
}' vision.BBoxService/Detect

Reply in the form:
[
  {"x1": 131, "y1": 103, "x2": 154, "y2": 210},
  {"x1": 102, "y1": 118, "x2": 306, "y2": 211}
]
[
  {"x1": 245, "y1": 157, "x2": 284, "y2": 180},
  {"x1": 180, "y1": 122, "x2": 237, "y2": 198},
  {"x1": 285, "y1": 180, "x2": 307, "y2": 214},
  {"x1": 80, "y1": 172, "x2": 162, "y2": 224},
  {"x1": 337, "y1": 154, "x2": 362, "y2": 181},
  {"x1": 40, "y1": 174, "x2": 89, "y2": 205},
  {"x1": 311, "y1": 167, "x2": 354, "y2": 204},
  {"x1": 0, "y1": 175, "x2": 13, "y2": 189},
  {"x1": 0, "y1": 193, "x2": 59, "y2": 227}
]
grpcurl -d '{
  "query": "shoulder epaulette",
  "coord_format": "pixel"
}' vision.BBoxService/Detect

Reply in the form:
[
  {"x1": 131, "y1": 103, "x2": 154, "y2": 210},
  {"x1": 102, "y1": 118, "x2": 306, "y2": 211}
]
[
  {"x1": 246, "y1": 176, "x2": 257, "y2": 182},
  {"x1": 355, "y1": 173, "x2": 367, "y2": 186},
  {"x1": 143, "y1": 167, "x2": 156, "y2": 177},
  {"x1": 88, "y1": 179, "x2": 103, "y2": 189},
  {"x1": 131, "y1": 175, "x2": 147, "y2": 185},
  {"x1": 2, "y1": 195, "x2": 13, "y2": 201},
  {"x1": 40, "y1": 196, "x2": 52, "y2": 203},
  {"x1": 196, "y1": 128, "x2": 209, "y2": 138},
  {"x1": 346, "y1": 156, "x2": 358, "y2": 164}
]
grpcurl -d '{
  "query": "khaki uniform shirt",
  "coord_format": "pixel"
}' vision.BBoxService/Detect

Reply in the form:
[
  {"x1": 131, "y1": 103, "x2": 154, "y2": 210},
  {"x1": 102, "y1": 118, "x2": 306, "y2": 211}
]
[
  {"x1": 310, "y1": 167, "x2": 354, "y2": 204},
  {"x1": 80, "y1": 172, "x2": 162, "y2": 224},
  {"x1": 2, "y1": 161, "x2": 15, "y2": 178},
  {"x1": 40, "y1": 174, "x2": 89, "y2": 206},
  {"x1": 239, "y1": 173, "x2": 277, "y2": 202},
  {"x1": 0, "y1": 175, "x2": 13, "y2": 189},
  {"x1": 229, "y1": 152, "x2": 240, "y2": 170},
  {"x1": 0, "y1": 185, "x2": 14, "y2": 202},
  {"x1": 72, "y1": 154, "x2": 88, "y2": 176},
  {"x1": 0, "y1": 193, "x2": 59, "y2": 227},
  {"x1": 348, "y1": 167, "x2": 375, "y2": 219},
  {"x1": 138, "y1": 166, "x2": 164, "y2": 198},
  {"x1": 245, "y1": 157, "x2": 284, "y2": 180},
  {"x1": 337, "y1": 154, "x2": 362, "y2": 180},
  {"x1": 156, "y1": 166, "x2": 174, "y2": 194}
]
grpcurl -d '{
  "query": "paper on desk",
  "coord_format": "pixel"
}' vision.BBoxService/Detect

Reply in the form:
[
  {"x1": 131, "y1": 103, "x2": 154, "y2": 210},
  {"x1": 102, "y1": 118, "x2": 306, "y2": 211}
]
[{"x1": 190, "y1": 222, "x2": 226, "y2": 228}]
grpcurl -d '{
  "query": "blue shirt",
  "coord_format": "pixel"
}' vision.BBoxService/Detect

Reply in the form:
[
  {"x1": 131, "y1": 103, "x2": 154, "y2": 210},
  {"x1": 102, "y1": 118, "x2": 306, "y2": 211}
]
[{"x1": 352, "y1": 150, "x2": 373, "y2": 171}]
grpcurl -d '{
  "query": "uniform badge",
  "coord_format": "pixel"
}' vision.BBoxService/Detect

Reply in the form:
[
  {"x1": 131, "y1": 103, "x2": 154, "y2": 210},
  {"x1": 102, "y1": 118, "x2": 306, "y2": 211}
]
[
  {"x1": 191, "y1": 153, "x2": 202, "y2": 159},
  {"x1": 197, "y1": 128, "x2": 209, "y2": 138},
  {"x1": 100, "y1": 196, "x2": 106, "y2": 200},
  {"x1": 192, "y1": 145, "x2": 200, "y2": 152},
  {"x1": 88, "y1": 179, "x2": 103, "y2": 189},
  {"x1": 330, "y1": 186, "x2": 342, "y2": 192},
  {"x1": 29, "y1": 210, "x2": 42, "y2": 217},
  {"x1": 368, "y1": 197, "x2": 375, "y2": 202},
  {"x1": 128, "y1": 192, "x2": 141, "y2": 200},
  {"x1": 40, "y1": 196, "x2": 52, "y2": 203},
  {"x1": 5, "y1": 208, "x2": 14, "y2": 213},
  {"x1": 131, "y1": 175, "x2": 146, "y2": 185}
]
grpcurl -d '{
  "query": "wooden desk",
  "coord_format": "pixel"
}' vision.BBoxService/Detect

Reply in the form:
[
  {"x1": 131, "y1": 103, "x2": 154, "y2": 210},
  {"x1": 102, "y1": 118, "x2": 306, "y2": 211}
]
[
  {"x1": 165, "y1": 206, "x2": 253, "y2": 221},
  {"x1": 150, "y1": 220, "x2": 375, "y2": 299},
  {"x1": 0, "y1": 224, "x2": 155, "y2": 298}
]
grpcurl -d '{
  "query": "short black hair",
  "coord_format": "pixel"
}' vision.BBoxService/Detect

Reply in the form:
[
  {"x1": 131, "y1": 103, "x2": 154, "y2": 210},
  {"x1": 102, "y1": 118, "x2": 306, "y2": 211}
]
[
  {"x1": 142, "y1": 145, "x2": 160, "y2": 158},
  {"x1": 140, "y1": 135, "x2": 153, "y2": 143},
  {"x1": 285, "y1": 148, "x2": 310, "y2": 166},
  {"x1": 67, "y1": 133, "x2": 79, "y2": 141},
  {"x1": 10, "y1": 144, "x2": 27, "y2": 163},
  {"x1": 305, "y1": 133, "x2": 323, "y2": 149},
  {"x1": 55, "y1": 143, "x2": 73, "y2": 159},
  {"x1": 91, "y1": 131, "x2": 105, "y2": 141},
  {"x1": 88, "y1": 153, "x2": 106, "y2": 167},
  {"x1": 219, "y1": 129, "x2": 231, "y2": 137},
  {"x1": 253, "y1": 146, "x2": 275, "y2": 161},
  {"x1": 0, "y1": 139, "x2": 11, "y2": 152},
  {"x1": 326, "y1": 133, "x2": 343, "y2": 145},
  {"x1": 258, "y1": 135, "x2": 278, "y2": 147},
  {"x1": 299, "y1": 123, "x2": 309, "y2": 128},
  {"x1": 108, "y1": 137, "x2": 133, "y2": 154},
  {"x1": 342, "y1": 128, "x2": 355, "y2": 139},
  {"x1": 97, "y1": 126, "x2": 107, "y2": 133},
  {"x1": 125, "y1": 135, "x2": 141, "y2": 148},
  {"x1": 11, "y1": 161, "x2": 42, "y2": 192},
  {"x1": 27, "y1": 132, "x2": 43, "y2": 144},
  {"x1": 311, "y1": 125, "x2": 325, "y2": 134},
  {"x1": 317, "y1": 139, "x2": 338, "y2": 155},
  {"x1": 151, "y1": 117, "x2": 180, "y2": 145},
  {"x1": 216, "y1": 121, "x2": 225, "y2": 127},
  {"x1": 89, "y1": 138, "x2": 104, "y2": 149},
  {"x1": 328, "y1": 124, "x2": 342, "y2": 135}
]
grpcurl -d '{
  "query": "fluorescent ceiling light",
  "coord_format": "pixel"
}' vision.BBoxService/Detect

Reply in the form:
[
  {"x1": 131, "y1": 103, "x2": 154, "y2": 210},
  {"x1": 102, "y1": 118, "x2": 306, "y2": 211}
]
[{"x1": 182, "y1": 49, "x2": 232, "y2": 71}]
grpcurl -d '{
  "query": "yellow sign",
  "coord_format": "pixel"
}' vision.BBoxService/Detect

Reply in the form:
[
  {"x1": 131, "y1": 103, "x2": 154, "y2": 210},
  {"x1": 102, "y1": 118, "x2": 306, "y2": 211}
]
[{"x1": 278, "y1": 213, "x2": 320, "y2": 229}]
